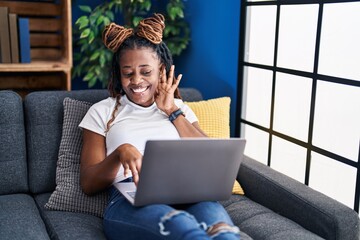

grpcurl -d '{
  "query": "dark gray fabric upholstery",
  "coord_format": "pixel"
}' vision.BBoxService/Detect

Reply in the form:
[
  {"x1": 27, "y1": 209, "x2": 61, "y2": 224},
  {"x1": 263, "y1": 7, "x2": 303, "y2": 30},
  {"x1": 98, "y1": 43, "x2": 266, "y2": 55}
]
[
  {"x1": 0, "y1": 91, "x2": 28, "y2": 195},
  {"x1": 221, "y1": 195, "x2": 323, "y2": 240},
  {"x1": 0, "y1": 194, "x2": 49, "y2": 240},
  {"x1": 179, "y1": 88, "x2": 203, "y2": 101},
  {"x1": 238, "y1": 155, "x2": 360, "y2": 240},
  {"x1": 36, "y1": 193, "x2": 106, "y2": 240},
  {"x1": 24, "y1": 90, "x2": 109, "y2": 194}
]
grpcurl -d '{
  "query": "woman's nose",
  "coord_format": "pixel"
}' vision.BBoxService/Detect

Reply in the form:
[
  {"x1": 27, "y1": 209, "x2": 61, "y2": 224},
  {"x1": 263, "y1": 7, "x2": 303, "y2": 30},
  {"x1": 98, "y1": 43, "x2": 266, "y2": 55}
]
[{"x1": 131, "y1": 74, "x2": 143, "y2": 84}]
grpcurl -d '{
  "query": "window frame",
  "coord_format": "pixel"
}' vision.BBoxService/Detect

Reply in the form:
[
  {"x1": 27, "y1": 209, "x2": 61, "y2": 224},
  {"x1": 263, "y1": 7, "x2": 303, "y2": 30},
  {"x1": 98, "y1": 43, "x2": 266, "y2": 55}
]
[{"x1": 236, "y1": 0, "x2": 360, "y2": 212}]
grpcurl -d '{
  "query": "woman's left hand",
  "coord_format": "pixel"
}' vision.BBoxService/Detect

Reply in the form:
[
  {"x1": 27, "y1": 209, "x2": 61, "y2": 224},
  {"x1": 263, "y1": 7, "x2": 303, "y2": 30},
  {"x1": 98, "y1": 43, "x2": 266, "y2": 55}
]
[{"x1": 155, "y1": 65, "x2": 182, "y2": 115}]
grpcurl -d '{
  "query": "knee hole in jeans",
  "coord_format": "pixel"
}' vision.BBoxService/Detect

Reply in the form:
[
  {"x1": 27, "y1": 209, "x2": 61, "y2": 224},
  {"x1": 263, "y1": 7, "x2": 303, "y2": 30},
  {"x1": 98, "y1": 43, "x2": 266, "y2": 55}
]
[
  {"x1": 206, "y1": 222, "x2": 240, "y2": 238},
  {"x1": 158, "y1": 210, "x2": 196, "y2": 236}
]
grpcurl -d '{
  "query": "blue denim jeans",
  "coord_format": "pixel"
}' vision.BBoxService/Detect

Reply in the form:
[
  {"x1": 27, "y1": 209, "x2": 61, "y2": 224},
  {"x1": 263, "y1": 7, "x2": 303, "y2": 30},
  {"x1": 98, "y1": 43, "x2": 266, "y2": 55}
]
[{"x1": 104, "y1": 179, "x2": 240, "y2": 239}]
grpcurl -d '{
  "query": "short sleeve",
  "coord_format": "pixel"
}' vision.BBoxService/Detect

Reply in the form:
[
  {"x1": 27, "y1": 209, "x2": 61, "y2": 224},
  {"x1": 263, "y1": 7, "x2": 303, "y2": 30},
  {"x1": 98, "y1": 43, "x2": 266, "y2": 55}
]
[{"x1": 79, "y1": 98, "x2": 114, "y2": 136}]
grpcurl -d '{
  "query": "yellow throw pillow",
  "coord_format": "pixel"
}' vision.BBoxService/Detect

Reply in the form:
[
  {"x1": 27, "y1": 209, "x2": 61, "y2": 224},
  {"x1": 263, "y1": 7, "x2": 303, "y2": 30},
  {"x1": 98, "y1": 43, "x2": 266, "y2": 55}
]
[
  {"x1": 186, "y1": 97, "x2": 231, "y2": 138},
  {"x1": 185, "y1": 97, "x2": 244, "y2": 195}
]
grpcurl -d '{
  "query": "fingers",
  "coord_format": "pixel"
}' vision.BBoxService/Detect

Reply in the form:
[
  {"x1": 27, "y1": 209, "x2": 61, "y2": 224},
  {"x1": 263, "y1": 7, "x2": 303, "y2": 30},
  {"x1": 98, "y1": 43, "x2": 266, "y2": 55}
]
[
  {"x1": 159, "y1": 67, "x2": 166, "y2": 84},
  {"x1": 123, "y1": 163, "x2": 130, "y2": 178},
  {"x1": 173, "y1": 74, "x2": 182, "y2": 89},
  {"x1": 130, "y1": 157, "x2": 142, "y2": 186},
  {"x1": 159, "y1": 65, "x2": 182, "y2": 89},
  {"x1": 130, "y1": 164, "x2": 139, "y2": 186},
  {"x1": 118, "y1": 144, "x2": 142, "y2": 184},
  {"x1": 123, "y1": 156, "x2": 142, "y2": 185},
  {"x1": 167, "y1": 65, "x2": 175, "y2": 86}
]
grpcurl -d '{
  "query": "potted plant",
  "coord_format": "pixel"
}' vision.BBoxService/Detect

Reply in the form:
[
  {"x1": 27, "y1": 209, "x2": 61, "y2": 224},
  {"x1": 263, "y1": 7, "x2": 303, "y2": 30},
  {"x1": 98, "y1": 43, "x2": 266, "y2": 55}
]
[{"x1": 73, "y1": 0, "x2": 190, "y2": 88}]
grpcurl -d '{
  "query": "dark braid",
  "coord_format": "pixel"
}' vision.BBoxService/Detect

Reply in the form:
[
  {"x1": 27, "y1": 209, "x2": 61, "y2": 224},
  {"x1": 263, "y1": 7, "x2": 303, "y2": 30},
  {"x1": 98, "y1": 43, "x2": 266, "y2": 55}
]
[{"x1": 105, "y1": 95, "x2": 121, "y2": 133}]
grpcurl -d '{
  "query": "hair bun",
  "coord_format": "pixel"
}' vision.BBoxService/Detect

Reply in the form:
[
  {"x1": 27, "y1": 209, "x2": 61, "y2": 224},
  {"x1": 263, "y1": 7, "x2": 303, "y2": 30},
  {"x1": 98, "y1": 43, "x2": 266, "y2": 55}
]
[
  {"x1": 137, "y1": 13, "x2": 165, "y2": 44},
  {"x1": 102, "y1": 23, "x2": 133, "y2": 52}
]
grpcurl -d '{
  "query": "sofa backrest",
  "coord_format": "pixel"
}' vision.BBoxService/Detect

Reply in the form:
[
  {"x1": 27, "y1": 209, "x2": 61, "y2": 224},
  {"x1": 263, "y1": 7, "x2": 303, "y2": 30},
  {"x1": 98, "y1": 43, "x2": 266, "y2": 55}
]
[
  {"x1": 24, "y1": 88, "x2": 202, "y2": 194},
  {"x1": 24, "y1": 89, "x2": 109, "y2": 194},
  {"x1": 0, "y1": 91, "x2": 28, "y2": 195}
]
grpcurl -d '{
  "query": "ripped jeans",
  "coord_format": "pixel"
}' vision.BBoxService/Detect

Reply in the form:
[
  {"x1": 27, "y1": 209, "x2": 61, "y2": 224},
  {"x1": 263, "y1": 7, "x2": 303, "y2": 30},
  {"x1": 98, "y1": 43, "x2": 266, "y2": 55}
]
[{"x1": 104, "y1": 183, "x2": 240, "y2": 240}]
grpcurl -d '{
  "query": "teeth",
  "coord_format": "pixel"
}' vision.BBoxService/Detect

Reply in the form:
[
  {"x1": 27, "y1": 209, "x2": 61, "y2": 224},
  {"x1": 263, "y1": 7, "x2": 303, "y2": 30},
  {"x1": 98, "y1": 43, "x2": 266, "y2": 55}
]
[{"x1": 132, "y1": 87, "x2": 148, "y2": 93}]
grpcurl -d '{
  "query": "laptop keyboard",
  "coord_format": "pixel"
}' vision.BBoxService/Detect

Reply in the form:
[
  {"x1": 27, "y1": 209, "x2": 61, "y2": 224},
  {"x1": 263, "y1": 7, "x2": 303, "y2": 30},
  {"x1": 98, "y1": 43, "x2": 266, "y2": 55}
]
[{"x1": 127, "y1": 191, "x2": 136, "y2": 199}]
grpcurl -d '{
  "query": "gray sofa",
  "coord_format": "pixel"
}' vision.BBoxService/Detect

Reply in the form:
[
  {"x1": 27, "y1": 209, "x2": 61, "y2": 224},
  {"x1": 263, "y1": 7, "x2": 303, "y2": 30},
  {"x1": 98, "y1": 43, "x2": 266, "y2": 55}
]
[{"x1": 0, "y1": 88, "x2": 359, "y2": 240}]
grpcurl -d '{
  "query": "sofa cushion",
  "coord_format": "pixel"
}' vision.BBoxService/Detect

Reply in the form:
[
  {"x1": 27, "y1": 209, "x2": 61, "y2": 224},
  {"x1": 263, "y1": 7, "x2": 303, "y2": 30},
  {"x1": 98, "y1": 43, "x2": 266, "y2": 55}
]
[
  {"x1": 221, "y1": 195, "x2": 324, "y2": 240},
  {"x1": 0, "y1": 91, "x2": 28, "y2": 194},
  {"x1": 36, "y1": 193, "x2": 106, "y2": 240},
  {"x1": 0, "y1": 194, "x2": 49, "y2": 240},
  {"x1": 45, "y1": 98, "x2": 108, "y2": 217}
]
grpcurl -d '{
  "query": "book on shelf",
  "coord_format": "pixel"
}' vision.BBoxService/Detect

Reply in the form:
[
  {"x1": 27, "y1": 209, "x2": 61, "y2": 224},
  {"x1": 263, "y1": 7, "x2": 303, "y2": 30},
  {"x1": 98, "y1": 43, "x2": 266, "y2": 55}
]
[
  {"x1": 9, "y1": 13, "x2": 20, "y2": 63},
  {"x1": 18, "y1": 17, "x2": 31, "y2": 63},
  {"x1": 0, "y1": 7, "x2": 11, "y2": 63}
]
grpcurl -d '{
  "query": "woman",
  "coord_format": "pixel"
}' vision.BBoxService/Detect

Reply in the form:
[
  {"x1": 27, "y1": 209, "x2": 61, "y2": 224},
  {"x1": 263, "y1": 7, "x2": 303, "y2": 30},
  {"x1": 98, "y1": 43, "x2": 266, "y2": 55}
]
[{"x1": 79, "y1": 13, "x2": 240, "y2": 239}]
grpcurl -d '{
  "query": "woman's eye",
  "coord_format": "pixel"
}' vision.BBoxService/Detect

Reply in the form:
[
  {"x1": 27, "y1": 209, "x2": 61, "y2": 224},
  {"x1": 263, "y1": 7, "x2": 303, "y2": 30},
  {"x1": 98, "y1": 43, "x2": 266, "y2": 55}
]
[
  {"x1": 123, "y1": 73, "x2": 132, "y2": 77},
  {"x1": 142, "y1": 71, "x2": 151, "y2": 76}
]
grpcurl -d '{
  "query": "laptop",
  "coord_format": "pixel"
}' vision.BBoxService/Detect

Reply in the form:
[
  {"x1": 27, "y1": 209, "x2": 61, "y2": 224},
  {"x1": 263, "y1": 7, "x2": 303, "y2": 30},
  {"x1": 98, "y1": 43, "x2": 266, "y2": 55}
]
[{"x1": 114, "y1": 138, "x2": 246, "y2": 207}]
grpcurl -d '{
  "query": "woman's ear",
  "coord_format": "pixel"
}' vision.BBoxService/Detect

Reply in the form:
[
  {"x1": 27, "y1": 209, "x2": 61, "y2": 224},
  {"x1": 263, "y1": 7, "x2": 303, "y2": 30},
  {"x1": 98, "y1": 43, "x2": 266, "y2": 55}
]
[
  {"x1": 158, "y1": 64, "x2": 165, "y2": 79},
  {"x1": 159, "y1": 63, "x2": 165, "y2": 73}
]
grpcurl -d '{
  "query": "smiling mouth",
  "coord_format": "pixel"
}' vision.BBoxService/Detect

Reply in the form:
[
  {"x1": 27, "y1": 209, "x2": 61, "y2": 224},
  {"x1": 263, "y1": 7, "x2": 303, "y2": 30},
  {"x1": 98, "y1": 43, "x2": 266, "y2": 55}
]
[{"x1": 131, "y1": 86, "x2": 149, "y2": 93}]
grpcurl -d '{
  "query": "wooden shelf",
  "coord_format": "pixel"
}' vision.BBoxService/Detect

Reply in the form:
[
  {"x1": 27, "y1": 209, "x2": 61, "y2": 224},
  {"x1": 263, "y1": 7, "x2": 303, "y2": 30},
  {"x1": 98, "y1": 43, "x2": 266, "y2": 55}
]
[
  {"x1": 0, "y1": 0, "x2": 72, "y2": 93},
  {"x1": 0, "y1": 61, "x2": 71, "y2": 72}
]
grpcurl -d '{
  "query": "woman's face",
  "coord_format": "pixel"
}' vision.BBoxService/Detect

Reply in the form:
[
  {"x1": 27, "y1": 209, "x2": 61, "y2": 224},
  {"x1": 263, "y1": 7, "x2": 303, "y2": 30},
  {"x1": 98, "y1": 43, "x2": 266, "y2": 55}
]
[{"x1": 119, "y1": 48, "x2": 162, "y2": 107}]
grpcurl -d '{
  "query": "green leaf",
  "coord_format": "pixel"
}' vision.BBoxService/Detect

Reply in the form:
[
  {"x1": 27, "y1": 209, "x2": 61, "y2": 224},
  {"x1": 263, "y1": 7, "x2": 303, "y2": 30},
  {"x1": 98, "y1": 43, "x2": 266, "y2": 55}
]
[
  {"x1": 79, "y1": 5, "x2": 92, "y2": 13},
  {"x1": 88, "y1": 31, "x2": 95, "y2": 44},
  {"x1": 80, "y1": 43, "x2": 88, "y2": 53},
  {"x1": 75, "y1": 16, "x2": 88, "y2": 26},
  {"x1": 84, "y1": 72, "x2": 94, "y2": 81},
  {"x1": 89, "y1": 13, "x2": 98, "y2": 25},
  {"x1": 95, "y1": 66, "x2": 101, "y2": 75},
  {"x1": 103, "y1": 17, "x2": 111, "y2": 26},
  {"x1": 88, "y1": 76, "x2": 97, "y2": 88},
  {"x1": 79, "y1": 22, "x2": 89, "y2": 30},
  {"x1": 90, "y1": 51, "x2": 100, "y2": 61},
  {"x1": 75, "y1": 16, "x2": 87, "y2": 24},
  {"x1": 78, "y1": 18, "x2": 89, "y2": 30},
  {"x1": 177, "y1": 8, "x2": 184, "y2": 18},
  {"x1": 80, "y1": 57, "x2": 89, "y2": 66},
  {"x1": 96, "y1": 15, "x2": 105, "y2": 26},
  {"x1": 167, "y1": 5, "x2": 177, "y2": 20},
  {"x1": 99, "y1": 54, "x2": 106, "y2": 67},
  {"x1": 105, "y1": 10, "x2": 115, "y2": 21},
  {"x1": 132, "y1": 16, "x2": 143, "y2": 27},
  {"x1": 144, "y1": 0, "x2": 151, "y2": 11},
  {"x1": 80, "y1": 28, "x2": 90, "y2": 38}
]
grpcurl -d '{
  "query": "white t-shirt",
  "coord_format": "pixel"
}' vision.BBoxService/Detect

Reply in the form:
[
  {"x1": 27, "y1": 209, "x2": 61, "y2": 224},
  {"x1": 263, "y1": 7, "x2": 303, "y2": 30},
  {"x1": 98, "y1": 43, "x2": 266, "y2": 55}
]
[{"x1": 79, "y1": 95, "x2": 198, "y2": 183}]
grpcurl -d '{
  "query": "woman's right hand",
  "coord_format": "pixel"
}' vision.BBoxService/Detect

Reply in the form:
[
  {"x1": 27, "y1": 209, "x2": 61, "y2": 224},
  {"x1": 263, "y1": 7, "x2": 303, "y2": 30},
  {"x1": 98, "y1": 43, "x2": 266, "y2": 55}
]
[
  {"x1": 81, "y1": 130, "x2": 143, "y2": 194},
  {"x1": 115, "y1": 143, "x2": 143, "y2": 185}
]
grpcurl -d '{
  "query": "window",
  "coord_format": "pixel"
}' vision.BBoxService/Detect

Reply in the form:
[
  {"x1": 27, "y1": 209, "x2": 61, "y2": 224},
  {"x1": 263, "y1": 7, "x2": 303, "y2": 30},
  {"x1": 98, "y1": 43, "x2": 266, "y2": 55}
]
[{"x1": 237, "y1": 0, "x2": 360, "y2": 212}]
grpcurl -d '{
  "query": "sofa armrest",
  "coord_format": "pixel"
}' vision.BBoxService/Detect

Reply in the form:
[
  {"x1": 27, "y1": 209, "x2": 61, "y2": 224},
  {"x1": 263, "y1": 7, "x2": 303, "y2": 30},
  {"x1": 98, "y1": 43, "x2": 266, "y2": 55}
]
[{"x1": 238, "y1": 155, "x2": 360, "y2": 240}]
